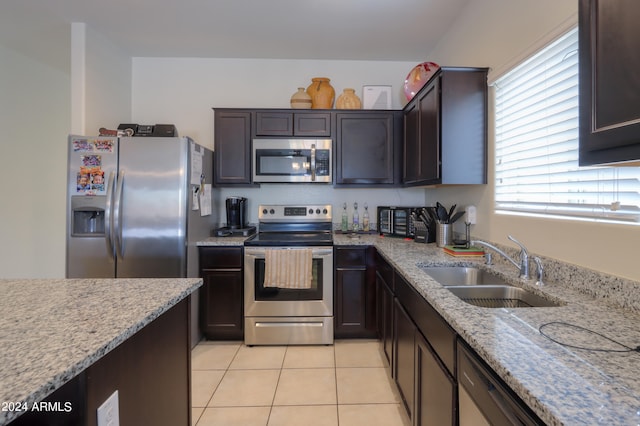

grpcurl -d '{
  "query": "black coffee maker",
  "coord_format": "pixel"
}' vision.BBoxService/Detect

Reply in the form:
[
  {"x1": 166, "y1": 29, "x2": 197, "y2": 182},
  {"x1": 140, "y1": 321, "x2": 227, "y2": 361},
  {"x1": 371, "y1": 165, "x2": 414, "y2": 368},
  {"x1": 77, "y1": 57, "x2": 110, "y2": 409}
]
[{"x1": 226, "y1": 196, "x2": 248, "y2": 229}]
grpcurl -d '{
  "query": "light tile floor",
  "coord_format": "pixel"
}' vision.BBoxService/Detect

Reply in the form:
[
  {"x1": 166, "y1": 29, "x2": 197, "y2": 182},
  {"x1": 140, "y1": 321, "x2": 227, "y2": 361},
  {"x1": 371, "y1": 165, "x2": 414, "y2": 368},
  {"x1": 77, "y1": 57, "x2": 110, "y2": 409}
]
[{"x1": 191, "y1": 340, "x2": 411, "y2": 426}]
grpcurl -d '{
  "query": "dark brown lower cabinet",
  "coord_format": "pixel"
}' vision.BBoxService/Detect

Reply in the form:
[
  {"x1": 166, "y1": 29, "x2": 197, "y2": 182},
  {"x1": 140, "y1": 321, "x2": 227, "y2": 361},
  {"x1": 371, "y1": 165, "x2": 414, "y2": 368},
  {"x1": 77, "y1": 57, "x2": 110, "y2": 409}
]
[
  {"x1": 415, "y1": 331, "x2": 456, "y2": 425},
  {"x1": 382, "y1": 256, "x2": 457, "y2": 426},
  {"x1": 334, "y1": 246, "x2": 377, "y2": 338},
  {"x1": 199, "y1": 246, "x2": 244, "y2": 340},
  {"x1": 394, "y1": 298, "x2": 416, "y2": 421}
]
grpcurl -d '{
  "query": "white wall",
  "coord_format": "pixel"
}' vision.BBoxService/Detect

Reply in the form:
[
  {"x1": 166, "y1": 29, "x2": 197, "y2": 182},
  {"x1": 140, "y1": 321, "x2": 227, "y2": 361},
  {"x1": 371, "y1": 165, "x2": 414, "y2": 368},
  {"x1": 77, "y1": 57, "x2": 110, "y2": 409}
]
[
  {"x1": 131, "y1": 57, "x2": 428, "y2": 224},
  {"x1": 0, "y1": 43, "x2": 71, "y2": 278},
  {"x1": 427, "y1": 0, "x2": 640, "y2": 281},
  {"x1": 0, "y1": 22, "x2": 132, "y2": 278},
  {"x1": 85, "y1": 26, "x2": 133, "y2": 133}
]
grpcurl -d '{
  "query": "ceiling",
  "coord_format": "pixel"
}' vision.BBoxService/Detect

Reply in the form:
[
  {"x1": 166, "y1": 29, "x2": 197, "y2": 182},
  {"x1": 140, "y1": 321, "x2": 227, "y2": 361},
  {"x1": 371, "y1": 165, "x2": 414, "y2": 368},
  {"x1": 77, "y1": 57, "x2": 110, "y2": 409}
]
[{"x1": 1, "y1": 0, "x2": 469, "y2": 68}]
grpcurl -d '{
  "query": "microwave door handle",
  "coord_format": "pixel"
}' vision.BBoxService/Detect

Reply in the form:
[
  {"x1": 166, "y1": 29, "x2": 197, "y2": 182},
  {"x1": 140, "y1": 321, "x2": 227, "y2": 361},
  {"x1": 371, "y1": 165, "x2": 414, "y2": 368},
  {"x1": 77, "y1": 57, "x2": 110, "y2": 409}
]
[{"x1": 310, "y1": 144, "x2": 316, "y2": 181}]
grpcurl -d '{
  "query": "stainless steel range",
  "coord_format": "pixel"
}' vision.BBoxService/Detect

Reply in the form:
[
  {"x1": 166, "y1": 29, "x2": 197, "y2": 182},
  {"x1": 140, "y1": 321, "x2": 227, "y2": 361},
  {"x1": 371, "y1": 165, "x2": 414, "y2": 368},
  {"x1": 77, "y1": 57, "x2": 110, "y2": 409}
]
[{"x1": 244, "y1": 204, "x2": 333, "y2": 345}]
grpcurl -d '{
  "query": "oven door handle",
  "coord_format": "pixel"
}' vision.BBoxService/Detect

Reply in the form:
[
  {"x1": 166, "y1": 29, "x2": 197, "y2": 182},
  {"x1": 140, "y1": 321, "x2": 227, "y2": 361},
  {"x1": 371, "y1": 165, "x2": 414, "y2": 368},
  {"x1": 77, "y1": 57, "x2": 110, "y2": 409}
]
[
  {"x1": 244, "y1": 247, "x2": 333, "y2": 258},
  {"x1": 310, "y1": 143, "x2": 316, "y2": 181}
]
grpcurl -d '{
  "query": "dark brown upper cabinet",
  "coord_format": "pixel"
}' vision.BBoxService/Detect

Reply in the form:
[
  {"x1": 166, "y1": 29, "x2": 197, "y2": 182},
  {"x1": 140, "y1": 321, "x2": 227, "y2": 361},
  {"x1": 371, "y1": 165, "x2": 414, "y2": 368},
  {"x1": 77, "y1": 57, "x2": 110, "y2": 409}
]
[
  {"x1": 403, "y1": 67, "x2": 488, "y2": 186},
  {"x1": 213, "y1": 109, "x2": 253, "y2": 186},
  {"x1": 335, "y1": 111, "x2": 402, "y2": 186},
  {"x1": 255, "y1": 111, "x2": 331, "y2": 137},
  {"x1": 579, "y1": 0, "x2": 640, "y2": 165}
]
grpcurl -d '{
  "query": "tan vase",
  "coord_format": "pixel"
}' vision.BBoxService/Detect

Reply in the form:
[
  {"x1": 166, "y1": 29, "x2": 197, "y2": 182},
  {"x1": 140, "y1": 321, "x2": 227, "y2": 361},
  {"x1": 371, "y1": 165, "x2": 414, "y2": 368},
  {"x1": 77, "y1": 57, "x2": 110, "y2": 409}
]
[
  {"x1": 336, "y1": 88, "x2": 362, "y2": 109},
  {"x1": 306, "y1": 77, "x2": 335, "y2": 109},
  {"x1": 290, "y1": 87, "x2": 312, "y2": 109}
]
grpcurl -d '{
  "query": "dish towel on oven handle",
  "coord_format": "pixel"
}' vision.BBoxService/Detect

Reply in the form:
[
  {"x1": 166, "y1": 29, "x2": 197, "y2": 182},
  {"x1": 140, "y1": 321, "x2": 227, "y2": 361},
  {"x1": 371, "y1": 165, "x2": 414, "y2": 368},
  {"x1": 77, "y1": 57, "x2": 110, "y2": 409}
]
[{"x1": 264, "y1": 248, "x2": 313, "y2": 289}]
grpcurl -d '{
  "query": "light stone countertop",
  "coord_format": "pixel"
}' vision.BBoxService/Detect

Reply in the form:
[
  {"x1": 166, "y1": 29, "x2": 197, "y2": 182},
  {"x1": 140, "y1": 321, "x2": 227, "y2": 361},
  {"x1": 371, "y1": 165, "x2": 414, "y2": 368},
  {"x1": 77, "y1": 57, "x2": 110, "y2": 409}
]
[
  {"x1": 202, "y1": 232, "x2": 640, "y2": 425},
  {"x1": 0, "y1": 278, "x2": 202, "y2": 426}
]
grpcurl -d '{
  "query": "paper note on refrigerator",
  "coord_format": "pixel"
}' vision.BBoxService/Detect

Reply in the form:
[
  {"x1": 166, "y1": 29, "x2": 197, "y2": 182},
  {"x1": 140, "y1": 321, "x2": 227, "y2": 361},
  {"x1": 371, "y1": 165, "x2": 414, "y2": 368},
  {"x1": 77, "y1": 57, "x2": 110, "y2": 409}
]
[
  {"x1": 191, "y1": 144, "x2": 203, "y2": 185},
  {"x1": 200, "y1": 184, "x2": 212, "y2": 216}
]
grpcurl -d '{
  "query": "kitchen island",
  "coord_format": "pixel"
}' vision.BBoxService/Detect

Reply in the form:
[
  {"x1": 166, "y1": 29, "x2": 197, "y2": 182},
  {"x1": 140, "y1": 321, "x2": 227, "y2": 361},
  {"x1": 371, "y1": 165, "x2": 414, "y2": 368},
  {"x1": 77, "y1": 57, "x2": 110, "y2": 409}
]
[{"x1": 0, "y1": 278, "x2": 202, "y2": 426}]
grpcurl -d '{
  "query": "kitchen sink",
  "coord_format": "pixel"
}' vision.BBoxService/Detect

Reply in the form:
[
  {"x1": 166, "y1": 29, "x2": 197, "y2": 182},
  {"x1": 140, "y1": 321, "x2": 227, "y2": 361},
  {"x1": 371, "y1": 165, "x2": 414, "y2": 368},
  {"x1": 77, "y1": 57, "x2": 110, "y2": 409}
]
[
  {"x1": 418, "y1": 265, "x2": 563, "y2": 308},
  {"x1": 445, "y1": 285, "x2": 563, "y2": 308},
  {"x1": 419, "y1": 266, "x2": 509, "y2": 286}
]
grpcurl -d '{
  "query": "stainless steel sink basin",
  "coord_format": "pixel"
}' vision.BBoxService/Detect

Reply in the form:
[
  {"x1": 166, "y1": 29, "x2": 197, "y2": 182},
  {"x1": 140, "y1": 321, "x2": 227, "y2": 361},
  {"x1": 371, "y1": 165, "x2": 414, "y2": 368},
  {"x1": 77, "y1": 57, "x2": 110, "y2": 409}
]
[
  {"x1": 419, "y1": 266, "x2": 509, "y2": 286},
  {"x1": 445, "y1": 285, "x2": 563, "y2": 308}
]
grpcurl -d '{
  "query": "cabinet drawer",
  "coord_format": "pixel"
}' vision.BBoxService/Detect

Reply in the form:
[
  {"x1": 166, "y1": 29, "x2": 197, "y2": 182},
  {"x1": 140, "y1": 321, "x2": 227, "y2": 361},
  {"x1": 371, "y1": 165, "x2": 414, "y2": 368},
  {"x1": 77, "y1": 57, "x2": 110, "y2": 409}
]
[
  {"x1": 199, "y1": 247, "x2": 243, "y2": 269},
  {"x1": 395, "y1": 271, "x2": 456, "y2": 375},
  {"x1": 335, "y1": 247, "x2": 367, "y2": 268}
]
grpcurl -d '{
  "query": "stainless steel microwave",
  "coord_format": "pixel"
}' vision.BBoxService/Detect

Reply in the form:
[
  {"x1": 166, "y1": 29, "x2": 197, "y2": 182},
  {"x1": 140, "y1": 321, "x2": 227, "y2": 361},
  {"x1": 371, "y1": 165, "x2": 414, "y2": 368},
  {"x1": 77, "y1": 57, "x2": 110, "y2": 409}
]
[{"x1": 252, "y1": 139, "x2": 332, "y2": 183}]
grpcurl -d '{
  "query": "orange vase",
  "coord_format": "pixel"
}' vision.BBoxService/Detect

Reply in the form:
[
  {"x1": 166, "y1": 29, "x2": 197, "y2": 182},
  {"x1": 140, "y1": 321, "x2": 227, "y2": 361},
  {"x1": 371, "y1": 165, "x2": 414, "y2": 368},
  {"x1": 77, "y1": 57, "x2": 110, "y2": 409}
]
[
  {"x1": 336, "y1": 88, "x2": 362, "y2": 109},
  {"x1": 306, "y1": 77, "x2": 335, "y2": 109}
]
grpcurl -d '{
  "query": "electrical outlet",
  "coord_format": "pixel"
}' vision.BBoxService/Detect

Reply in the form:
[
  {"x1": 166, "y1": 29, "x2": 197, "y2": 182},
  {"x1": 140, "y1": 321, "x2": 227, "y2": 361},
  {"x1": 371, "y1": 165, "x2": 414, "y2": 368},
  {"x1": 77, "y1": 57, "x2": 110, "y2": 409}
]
[
  {"x1": 97, "y1": 390, "x2": 120, "y2": 426},
  {"x1": 466, "y1": 205, "x2": 477, "y2": 225}
]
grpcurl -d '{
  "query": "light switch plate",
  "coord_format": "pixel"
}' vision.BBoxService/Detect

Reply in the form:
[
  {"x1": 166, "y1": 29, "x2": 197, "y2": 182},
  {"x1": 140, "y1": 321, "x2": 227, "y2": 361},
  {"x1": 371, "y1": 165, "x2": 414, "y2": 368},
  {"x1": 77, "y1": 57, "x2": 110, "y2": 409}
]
[{"x1": 97, "y1": 390, "x2": 120, "y2": 426}]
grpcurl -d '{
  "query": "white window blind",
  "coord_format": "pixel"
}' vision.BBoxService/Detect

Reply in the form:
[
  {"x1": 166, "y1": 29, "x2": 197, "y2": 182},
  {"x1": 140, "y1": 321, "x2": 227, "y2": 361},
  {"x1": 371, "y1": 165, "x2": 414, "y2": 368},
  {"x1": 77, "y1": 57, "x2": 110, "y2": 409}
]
[{"x1": 494, "y1": 27, "x2": 640, "y2": 223}]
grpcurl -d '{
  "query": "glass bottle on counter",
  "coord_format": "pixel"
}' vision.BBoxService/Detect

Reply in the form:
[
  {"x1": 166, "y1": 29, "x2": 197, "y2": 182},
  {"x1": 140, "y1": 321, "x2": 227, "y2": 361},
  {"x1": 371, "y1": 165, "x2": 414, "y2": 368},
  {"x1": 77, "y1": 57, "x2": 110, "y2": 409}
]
[
  {"x1": 341, "y1": 203, "x2": 349, "y2": 232},
  {"x1": 352, "y1": 202, "x2": 360, "y2": 232},
  {"x1": 363, "y1": 203, "x2": 370, "y2": 232}
]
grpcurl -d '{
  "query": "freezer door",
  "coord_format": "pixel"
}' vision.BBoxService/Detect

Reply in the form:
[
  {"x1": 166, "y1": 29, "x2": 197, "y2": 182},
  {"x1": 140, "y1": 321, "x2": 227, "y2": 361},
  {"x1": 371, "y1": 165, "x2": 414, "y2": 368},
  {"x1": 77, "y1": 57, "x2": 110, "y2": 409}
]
[
  {"x1": 114, "y1": 137, "x2": 189, "y2": 277},
  {"x1": 66, "y1": 135, "x2": 118, "y2": 278}
]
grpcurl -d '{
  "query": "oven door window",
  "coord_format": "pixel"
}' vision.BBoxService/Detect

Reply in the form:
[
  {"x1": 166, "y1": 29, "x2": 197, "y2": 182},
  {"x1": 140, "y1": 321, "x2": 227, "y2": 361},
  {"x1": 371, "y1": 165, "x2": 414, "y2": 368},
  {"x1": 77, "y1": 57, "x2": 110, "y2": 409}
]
[
  {"x1": 256, "y1": 150, "x2": 310, "y2": 176},
  {"x1": 254, "y1": 257, "x2": 323, "y2": 300}
]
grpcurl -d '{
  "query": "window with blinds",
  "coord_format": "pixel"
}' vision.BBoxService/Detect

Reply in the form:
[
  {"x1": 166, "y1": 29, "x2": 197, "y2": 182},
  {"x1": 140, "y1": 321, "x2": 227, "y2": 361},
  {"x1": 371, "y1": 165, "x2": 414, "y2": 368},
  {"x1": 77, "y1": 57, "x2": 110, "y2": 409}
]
[{"x1": 494, "y1": 27, "x2": 640, "y2": 223}]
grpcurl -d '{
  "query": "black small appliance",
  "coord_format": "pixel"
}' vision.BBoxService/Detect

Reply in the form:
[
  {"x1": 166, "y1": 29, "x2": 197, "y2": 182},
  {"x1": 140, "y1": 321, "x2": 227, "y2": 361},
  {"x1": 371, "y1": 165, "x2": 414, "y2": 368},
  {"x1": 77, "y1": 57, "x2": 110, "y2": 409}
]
[
  {"x1": 226, "y1": 196, "x2": 247, "y2": 229},
  {"x1": 214, "y1": 197, "x2": 255, "y2": 237},
  {"x1": 377, "y1": 206, "x2": 425, "y2": 238}
]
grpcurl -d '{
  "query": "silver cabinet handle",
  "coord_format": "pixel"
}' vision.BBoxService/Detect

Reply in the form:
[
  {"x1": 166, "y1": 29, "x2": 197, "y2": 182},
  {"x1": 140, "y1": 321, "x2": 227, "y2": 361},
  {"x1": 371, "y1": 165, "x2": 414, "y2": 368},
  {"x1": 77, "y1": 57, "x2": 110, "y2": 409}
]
[{"x1": 311, "y1": 143, "x2": 316, "y2": 181}]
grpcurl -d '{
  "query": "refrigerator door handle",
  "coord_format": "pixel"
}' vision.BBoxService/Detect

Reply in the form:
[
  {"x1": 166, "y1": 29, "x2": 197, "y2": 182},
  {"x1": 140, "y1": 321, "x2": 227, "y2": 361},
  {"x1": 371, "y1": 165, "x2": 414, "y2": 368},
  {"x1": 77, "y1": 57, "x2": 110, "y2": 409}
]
[
  {"x1": 114, "y1": 170, "x2": 125, "y2": 259},
  {"x1": 104, "y1": 171, "x2": 116, "y2": 261}
]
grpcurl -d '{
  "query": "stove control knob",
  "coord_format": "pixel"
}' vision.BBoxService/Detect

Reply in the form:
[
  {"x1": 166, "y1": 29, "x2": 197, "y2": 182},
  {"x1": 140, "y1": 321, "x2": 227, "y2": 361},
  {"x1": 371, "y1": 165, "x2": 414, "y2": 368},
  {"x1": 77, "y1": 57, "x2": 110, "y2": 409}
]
[
  {"x1": 315, "y1": 209, "x2": 320, "y2": 214},
  {"x1": 323, "y1": 208, "x2": 328, "y2": 214},
  {"x1": 309, "y1": 208, "x2": 314, "y2": 215},
  {"x1": 262, "y1": 208, "x2": 268, "y2": 215},
  {"x1": 269, "y1": 209, "x2": 275, "y2": 215}
]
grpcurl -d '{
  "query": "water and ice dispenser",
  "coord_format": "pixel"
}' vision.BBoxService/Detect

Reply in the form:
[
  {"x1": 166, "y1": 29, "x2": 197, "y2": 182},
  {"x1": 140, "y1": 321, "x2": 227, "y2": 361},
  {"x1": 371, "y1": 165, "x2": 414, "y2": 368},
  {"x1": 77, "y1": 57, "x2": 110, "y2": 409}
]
[{"x1": 71, "y1": 196, "x2": 106, "y2": 236}]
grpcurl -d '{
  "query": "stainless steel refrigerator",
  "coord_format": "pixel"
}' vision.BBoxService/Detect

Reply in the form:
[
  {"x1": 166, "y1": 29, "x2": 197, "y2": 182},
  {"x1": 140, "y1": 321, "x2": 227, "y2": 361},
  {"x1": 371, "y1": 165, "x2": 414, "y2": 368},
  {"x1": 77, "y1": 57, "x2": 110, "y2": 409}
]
[{"x1": 66, "y1": 135, "x2": 215, "y2": 279}]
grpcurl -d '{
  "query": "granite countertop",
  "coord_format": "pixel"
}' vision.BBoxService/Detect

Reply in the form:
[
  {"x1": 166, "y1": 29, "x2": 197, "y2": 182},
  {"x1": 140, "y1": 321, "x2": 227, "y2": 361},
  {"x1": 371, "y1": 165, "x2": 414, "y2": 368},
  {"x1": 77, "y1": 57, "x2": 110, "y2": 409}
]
[
  {"x1": 202, "y1": 233, "x2": 640, "y2": 424},
  {"x1": 0, "y1": 278, "x2": 202, "y2": 426},
  {"x1": 352, "y1": 235, "x2": 640, "y2": 426}
]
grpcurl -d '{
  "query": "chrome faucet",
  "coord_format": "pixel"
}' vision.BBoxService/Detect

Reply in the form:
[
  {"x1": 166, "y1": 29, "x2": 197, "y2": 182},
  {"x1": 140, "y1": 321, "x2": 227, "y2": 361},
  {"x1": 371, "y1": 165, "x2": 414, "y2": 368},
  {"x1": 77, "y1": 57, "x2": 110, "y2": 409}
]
[{"x1": 471, "y1": 235, "x2": 530, "y2": 279}]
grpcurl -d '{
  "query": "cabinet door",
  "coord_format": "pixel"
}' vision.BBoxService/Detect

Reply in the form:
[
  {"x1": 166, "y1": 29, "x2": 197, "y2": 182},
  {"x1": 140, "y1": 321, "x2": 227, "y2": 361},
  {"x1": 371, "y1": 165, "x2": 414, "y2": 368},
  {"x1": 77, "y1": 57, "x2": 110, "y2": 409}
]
[
  {"x1": 294, "y1": 112, "x2": 332, "y2": 136},
  {"x1": 335, "y1": 112, "x2": 399, "y2": 185},
  {"x1": 254, "y1": 111, "x2": 331, "y2": 137},
  {"x1": 579, "y1": 0, "x2": 640, "y2": 165},
  {"x1": 403, "y1": 100, "x2": 420, "y2": 183},
  {"x1": 214, "y1": 110, "x2": 252, "y2": 185},
  {"x1": 403, "y1": 80, "x2": 440, "y2": 184},
  {"x1": 417, "y1": 80, "x2": 441, "y2": 183},
  {"x1": 376, "y1": 272, "x2": 394, "y2": 369},
  {"x1": 334, "y1": 246, "x2": 377, "y2": 338},
  {"x1": 200, "y1": 269, "x2": 244, "y2": 339},
  {"x1": 394, "y1": 298, "x2": 415, "y2": 421},
  {"x1": 255, "y1": 111, "x2": 294, "y2": 136},
  {"x1": 415, "y1": 332, "x2": 456, "y2": 426}
]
